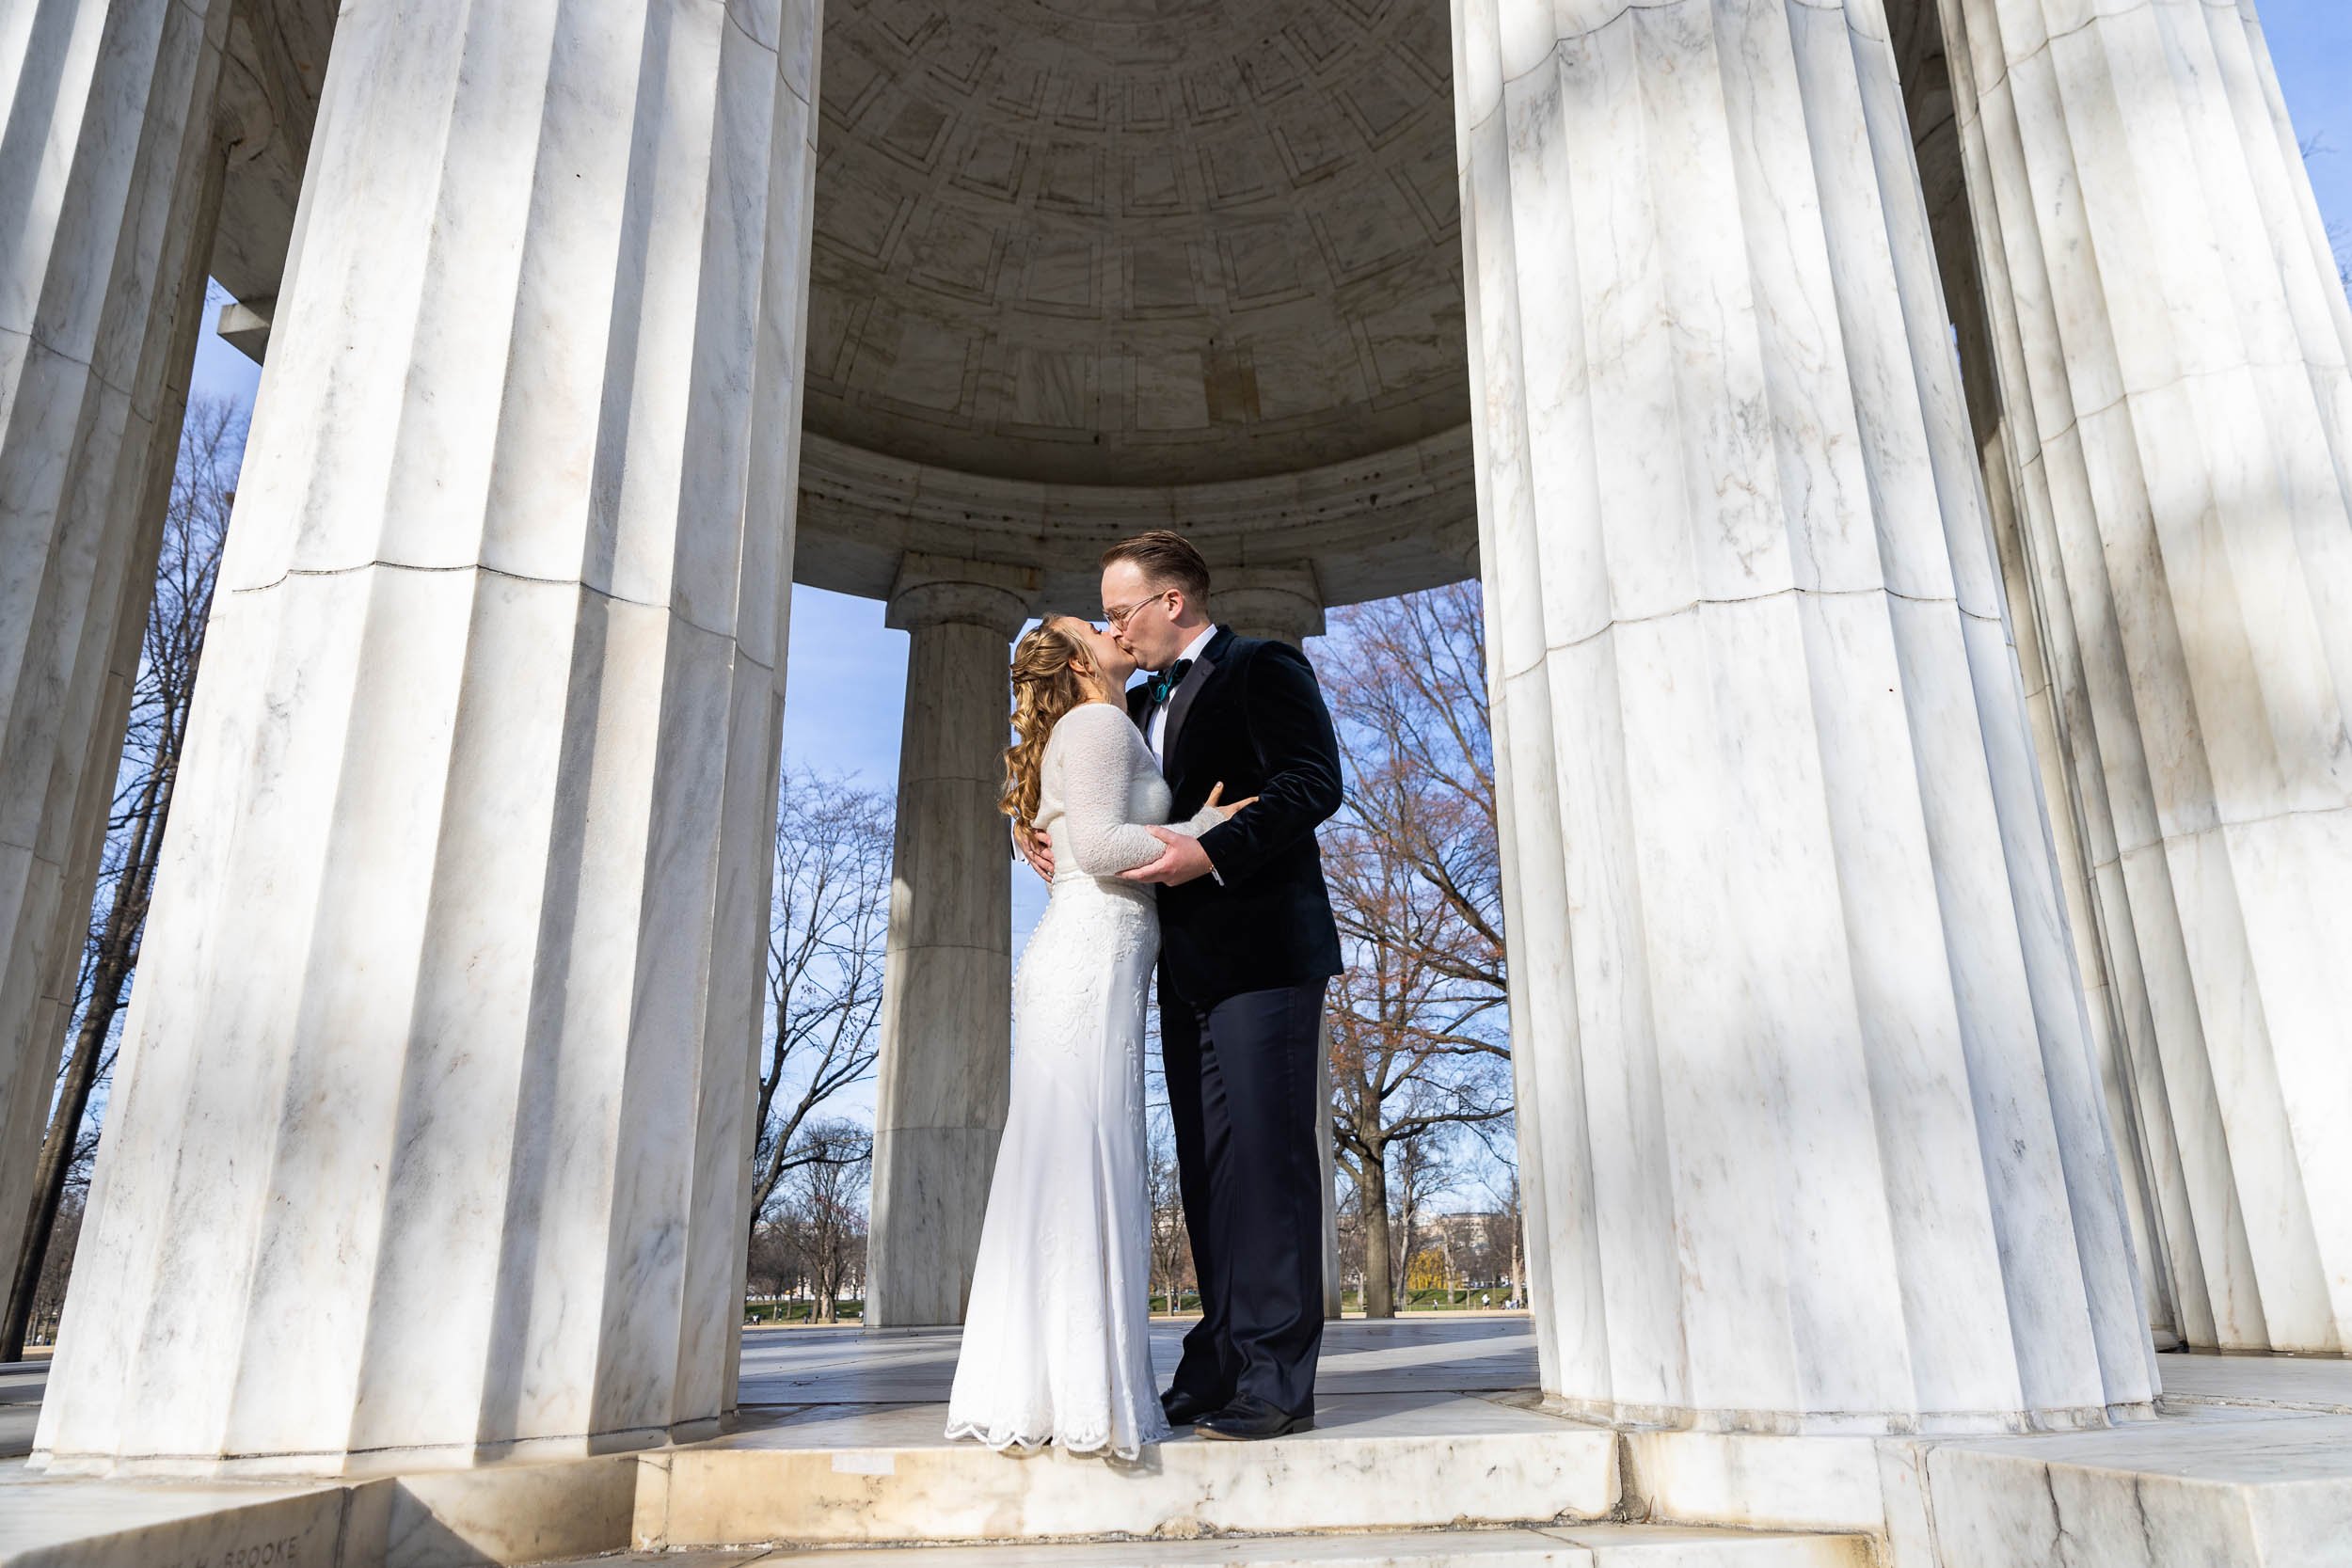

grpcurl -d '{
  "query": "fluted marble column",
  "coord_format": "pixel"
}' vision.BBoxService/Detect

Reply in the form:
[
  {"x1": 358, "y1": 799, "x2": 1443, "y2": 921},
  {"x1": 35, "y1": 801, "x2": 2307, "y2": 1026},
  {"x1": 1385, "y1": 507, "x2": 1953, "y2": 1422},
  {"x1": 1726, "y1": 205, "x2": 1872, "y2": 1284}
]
[
  {"x1": 1454, "y1": 0, "x2": 2156, "y2": 1432},
  {"x1": 1218, "y1": 567, "x2": 1327, "y2": 649},
  {"x1": 36, "y1": 0, "x2": 823, "y2": 1475},
  {"x1": 1936, "y1": 0, "x2": 2352, "y2": 1354},
  {"x1": 867, "y1": 555, "x2": 1030, "y2": 1327},
  {"x1": 1217, "y1": 569, "x2": 1343, "y2": 1320},
  {"x1": 1898, "y1": 9, "x2": 2199, "y2": 1351},
  {"x1": 0, "y1": 0, "x2": 234, "y2": 1322}
]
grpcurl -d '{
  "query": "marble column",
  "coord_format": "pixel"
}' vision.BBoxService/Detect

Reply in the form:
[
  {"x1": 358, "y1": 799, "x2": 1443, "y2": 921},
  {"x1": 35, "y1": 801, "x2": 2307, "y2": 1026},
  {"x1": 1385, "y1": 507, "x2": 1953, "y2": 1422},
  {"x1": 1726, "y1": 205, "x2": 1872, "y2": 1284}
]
[
  {"x1": 0, "y1": 0, "x2": 234, "y2": 1323},
  {"x1": 1454, "y1": 0, "x2": 2157, "y2": 1432},
  {"x1": 866, "y1": 555, "x2": 1030, "y2": 1327},
  {"x1": 1218, "y1": 568, "x2": 1343, "y2": 1319},
  {"x1": 1314, "y1": 1019, "x2": 1342, "y2": 1320},
  {"x1": 1218, "y1": 567, "x2": 1327, "y2": 648},
  {"x1": 1897, "y1": 10, "x2": 2196, "y2": 1350},
  {"x1": 1934, "y1": 0, "x2": 2352, "y2": 1354},
  {"x1": 36, "y1": 0, "x2": 823, "y2": 1475}
]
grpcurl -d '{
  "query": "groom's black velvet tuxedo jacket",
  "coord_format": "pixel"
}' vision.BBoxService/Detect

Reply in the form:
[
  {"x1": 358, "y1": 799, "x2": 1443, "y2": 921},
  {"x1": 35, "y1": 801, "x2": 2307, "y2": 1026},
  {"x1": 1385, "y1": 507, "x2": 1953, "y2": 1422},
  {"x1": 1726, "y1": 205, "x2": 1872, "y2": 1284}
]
[{"x1": 1126, "y1": 626, "x2": 1344, "y2": 1006}]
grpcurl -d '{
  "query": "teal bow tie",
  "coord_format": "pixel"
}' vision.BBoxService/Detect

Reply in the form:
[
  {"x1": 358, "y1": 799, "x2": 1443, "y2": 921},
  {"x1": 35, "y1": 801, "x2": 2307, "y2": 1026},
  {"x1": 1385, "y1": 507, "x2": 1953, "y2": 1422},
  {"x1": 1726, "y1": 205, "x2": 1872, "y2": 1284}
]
[{"x1": 1148, "y1": 658, "x2": 1194, "y2": 705}]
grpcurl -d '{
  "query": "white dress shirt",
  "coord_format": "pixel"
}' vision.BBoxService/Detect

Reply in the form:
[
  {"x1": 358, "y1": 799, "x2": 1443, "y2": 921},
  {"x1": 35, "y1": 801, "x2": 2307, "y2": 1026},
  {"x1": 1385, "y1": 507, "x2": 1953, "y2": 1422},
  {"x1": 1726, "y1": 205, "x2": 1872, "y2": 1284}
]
[{"x1": 1146, "y1": 624, "x2": 1219, "y2": 771}]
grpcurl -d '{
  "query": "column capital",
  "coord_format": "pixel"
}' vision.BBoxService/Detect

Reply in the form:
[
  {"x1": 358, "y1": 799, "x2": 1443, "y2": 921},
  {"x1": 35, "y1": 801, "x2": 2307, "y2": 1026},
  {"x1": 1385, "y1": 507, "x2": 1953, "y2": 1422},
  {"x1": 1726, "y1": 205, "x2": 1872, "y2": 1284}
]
[
  {"x1": 1214, "y1": 564, "x2": 1325, "y2": 643},
  {"x1": 884, "y1": 553, "x2": 1035, "y2": 638}
]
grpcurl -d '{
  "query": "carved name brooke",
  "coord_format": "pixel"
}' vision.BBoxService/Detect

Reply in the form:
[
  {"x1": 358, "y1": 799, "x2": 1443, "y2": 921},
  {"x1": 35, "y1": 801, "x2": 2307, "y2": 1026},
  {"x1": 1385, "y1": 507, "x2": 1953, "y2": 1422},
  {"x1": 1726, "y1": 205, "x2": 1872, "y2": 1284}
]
[{"x1": 159, "y1": 1537, "x2": 300, "y2": 1568}]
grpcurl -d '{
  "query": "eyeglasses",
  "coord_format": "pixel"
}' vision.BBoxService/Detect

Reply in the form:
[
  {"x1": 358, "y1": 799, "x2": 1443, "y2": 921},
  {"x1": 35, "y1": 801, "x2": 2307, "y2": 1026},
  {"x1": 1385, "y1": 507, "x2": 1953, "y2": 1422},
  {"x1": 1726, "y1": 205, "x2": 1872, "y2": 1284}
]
[{"x1": 1098, "y1": 588, "x2": 1176, "y2": 629}]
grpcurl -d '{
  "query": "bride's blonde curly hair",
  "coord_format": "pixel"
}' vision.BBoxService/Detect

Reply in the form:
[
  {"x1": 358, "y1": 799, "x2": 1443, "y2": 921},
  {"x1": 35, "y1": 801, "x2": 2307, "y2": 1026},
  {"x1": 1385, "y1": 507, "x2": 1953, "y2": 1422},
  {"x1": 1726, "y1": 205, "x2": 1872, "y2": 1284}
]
[{"x1": 1003, "y1": 617, "x2": 1096, "y2": 827}]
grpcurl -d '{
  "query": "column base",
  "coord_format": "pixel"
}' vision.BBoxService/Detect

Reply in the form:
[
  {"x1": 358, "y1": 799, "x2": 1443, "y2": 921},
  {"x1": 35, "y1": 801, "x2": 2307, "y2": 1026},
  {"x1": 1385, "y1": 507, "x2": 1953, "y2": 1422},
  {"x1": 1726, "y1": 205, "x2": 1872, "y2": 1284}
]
[
  {"x1": 1540, "y1": 1393, "x2": 2155, "y2": 1440},
  {"x1": 5, "y1": 1338, "x2": 2344, "y2": 1568},
  {"x1": 29, "y1": 1412, "x2": 727, "y2": 1481},
  {"x1": 867, "y1": 1124, "x2": 1002, "y2": 1328}
]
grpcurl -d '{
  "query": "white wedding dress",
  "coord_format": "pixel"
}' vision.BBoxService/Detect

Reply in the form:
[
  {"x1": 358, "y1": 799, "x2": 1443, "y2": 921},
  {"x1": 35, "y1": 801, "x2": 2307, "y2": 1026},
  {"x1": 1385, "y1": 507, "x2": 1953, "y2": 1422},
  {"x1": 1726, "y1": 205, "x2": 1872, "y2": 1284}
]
[{"x1": 945, "y1": 701, "x2": 1219, "y2": 1460}]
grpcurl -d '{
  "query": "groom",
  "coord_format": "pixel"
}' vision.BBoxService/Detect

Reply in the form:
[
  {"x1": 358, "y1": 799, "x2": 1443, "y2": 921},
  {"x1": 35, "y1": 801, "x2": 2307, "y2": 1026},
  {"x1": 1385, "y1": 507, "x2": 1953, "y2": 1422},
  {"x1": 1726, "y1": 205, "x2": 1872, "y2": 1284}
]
[{"x1": 1019, "y1": 530, "x2": 1343, "y2": 1441}]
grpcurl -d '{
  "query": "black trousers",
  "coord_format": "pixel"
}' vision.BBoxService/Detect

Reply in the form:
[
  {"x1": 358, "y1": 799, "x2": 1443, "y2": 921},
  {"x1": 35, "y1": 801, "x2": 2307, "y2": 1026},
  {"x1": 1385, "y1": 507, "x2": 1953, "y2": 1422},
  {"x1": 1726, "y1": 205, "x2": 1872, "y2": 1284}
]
[{"x1": 1160, "y1": 977, "x2": 1327, "y2": 1418}]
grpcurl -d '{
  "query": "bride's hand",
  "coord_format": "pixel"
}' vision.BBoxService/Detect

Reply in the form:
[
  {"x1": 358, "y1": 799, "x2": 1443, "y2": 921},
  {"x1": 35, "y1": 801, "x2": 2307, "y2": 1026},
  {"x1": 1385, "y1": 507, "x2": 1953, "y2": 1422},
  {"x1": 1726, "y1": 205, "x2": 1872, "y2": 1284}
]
[{"x1": 1201, "y1": 782, "x2": 1258, "y2": 822}]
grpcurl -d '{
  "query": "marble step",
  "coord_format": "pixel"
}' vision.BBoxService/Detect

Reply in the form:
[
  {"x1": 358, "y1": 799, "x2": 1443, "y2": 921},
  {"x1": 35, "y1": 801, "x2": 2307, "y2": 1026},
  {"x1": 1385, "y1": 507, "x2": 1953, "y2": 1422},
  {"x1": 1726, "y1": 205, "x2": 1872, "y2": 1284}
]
[
  {"x1": 780, "y1": 1526, "x2": 1873, "y2": 1566},
  {"x1": 633, "y1": 1393, "x2": 1623, "y2": 1550},
  {"x1": 564, "y1": 1525, "x2": 1873, "y2": 1566}
]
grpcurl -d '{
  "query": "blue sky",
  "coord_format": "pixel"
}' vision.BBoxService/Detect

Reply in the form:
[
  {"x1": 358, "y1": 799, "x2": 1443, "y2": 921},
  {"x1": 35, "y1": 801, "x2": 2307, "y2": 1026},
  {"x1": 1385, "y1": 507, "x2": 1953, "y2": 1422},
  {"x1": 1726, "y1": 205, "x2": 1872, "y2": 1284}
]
[{"x1": 184, "y1": 0, "x2": 2352, "y2": 1006}]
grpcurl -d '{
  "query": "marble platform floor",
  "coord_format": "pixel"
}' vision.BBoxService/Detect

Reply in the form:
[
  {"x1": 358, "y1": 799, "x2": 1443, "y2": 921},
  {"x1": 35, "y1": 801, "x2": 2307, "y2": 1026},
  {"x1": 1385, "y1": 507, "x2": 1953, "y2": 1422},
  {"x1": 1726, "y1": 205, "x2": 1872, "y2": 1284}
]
[
  {"x1": 11, "y1": 1317, "x2": 2352, "y2": 1459},
  {"x1": 538, "y1": 1524, "x2": 1874, "y2": 1566},
  {"x1": 8, "y1": 1323, "x2": 2352, "y2": 1565},
  {"x1": 19, "y1": 1312, "x2": 2352, "y2": 1453},
  {"x1": 0, "y1": 1313, "x2": 1543, "y2": 1459}
]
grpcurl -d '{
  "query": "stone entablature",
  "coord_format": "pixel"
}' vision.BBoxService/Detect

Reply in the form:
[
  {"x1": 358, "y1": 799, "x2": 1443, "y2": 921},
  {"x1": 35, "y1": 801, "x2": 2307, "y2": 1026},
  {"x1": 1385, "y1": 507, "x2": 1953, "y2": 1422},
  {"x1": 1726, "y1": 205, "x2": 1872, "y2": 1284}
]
[{"x1": 795, "y1": 427, "x2": 1477, "y2": 611}]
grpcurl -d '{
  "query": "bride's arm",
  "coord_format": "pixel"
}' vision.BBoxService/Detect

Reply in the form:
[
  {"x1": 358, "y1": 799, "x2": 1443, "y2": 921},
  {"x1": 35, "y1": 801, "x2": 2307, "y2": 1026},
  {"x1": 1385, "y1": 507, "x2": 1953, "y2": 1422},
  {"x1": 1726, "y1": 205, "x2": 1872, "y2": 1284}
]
[
  {"x1": 1051, "y1": 705, "x2": 1183, "y2": 875},
  {"x1": 1164, "y1": 794, "x2": 1237, "y2": 838}
]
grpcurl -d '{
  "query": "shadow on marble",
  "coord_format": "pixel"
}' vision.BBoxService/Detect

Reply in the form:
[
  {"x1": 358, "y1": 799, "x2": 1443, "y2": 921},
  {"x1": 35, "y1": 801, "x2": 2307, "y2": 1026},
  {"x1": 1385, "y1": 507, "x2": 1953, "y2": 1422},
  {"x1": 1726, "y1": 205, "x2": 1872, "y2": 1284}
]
[{"x1": 0, "y1": 1449, "x2": 639, "y2": 1568}]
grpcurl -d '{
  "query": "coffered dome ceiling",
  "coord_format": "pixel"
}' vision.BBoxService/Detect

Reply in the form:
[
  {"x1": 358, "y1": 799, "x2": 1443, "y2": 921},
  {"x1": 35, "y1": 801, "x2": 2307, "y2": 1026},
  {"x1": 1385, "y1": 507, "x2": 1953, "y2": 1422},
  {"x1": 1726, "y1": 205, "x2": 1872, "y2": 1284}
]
[{"x1": 805, "y1": 0, "x2": 1468, "y2": 488}]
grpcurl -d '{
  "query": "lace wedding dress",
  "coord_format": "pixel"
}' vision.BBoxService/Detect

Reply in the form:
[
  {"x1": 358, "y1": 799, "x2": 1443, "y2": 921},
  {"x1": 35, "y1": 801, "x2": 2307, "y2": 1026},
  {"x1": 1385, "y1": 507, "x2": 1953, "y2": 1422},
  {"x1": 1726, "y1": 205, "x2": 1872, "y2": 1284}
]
[{"x1": 945, "y1": 701, "x2": 1219, "y2": 1460}]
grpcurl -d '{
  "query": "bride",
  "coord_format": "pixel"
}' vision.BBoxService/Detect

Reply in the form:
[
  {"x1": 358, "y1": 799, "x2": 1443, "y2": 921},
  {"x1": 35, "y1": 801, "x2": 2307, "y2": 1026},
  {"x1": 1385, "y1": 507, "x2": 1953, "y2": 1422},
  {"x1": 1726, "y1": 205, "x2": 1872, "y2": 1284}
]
[{"x1": 944, "y1": 616, "x2": 1250, "y2": 1459}]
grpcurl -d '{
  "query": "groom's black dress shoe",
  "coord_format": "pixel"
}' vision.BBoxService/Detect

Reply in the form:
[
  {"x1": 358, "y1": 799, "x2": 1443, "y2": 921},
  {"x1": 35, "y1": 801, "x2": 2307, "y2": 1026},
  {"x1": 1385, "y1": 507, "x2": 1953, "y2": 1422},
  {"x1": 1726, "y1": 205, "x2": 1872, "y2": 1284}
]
[
  {"x1": 1194, "y1": 1395, "x2": 1313, "y2": 1441},
  {"x1": 1161, "y1": 1388, "x2": 1223, "y2": 1427}
]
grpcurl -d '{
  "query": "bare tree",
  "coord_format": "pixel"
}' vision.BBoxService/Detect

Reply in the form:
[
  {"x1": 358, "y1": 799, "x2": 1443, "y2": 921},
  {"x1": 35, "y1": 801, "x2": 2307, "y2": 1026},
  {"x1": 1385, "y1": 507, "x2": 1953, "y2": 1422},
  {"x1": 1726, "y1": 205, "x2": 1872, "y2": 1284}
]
[
  {"x1": 781, "y1": 1118, "x2": 872, "y2": 1323},
  {"x1": 1384, "y1": 1118, "x2": 1462, "y2": 1307},
  {"x1": 744, "y1": 1217, "x2": 800, "y2": 1307},
  {"x1": 3, "y1": 395, "x2": 243, "y2": 1359},
  {"x1": 1320, "y1": 582, "x2": 1512, "y2": 1318},
  {"x1": 746, "y1": 769, "x2": 892, "y2": 1246},
  {"x1": 1145, "y1": 1107, "x2": 1192, "y2": 1314}
]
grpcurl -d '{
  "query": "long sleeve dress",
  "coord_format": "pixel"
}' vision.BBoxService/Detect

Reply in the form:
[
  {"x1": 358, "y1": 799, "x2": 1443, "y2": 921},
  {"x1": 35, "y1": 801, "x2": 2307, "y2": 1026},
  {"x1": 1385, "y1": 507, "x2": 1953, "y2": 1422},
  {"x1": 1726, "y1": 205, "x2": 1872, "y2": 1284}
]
[{"x1": 944, "y1": 701, "x2": 1221, "y2": 1459}]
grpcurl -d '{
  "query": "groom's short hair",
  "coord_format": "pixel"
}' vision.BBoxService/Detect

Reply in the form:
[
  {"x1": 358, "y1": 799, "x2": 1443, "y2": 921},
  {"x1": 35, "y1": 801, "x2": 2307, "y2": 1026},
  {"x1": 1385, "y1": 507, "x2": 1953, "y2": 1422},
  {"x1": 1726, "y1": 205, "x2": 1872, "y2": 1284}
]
[{"x1": 1102, "y1": 530, "x2": 1212, "y2": 606}]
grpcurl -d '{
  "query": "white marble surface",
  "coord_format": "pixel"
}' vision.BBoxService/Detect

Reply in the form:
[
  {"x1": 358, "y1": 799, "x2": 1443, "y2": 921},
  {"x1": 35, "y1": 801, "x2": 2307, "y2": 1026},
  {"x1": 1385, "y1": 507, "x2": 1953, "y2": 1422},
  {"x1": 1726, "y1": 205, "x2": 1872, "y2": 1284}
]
[
  {"x1": 0, "y1": 0, "x2": 234, "y2": 1326},
  {"x1": 0, "y1": 1448, "x2": 640, "y2": 1568},
  {"x1": 1623, "y1": 1431, "x2": 1887, "y2": 1536},
  {"x1": 1451, "y1": 0, "x2": 2155, "y2": 1434},
  {"x1": 33, "y1": 0, "x2": 824, "y2": 1474},
  {"x1": 790, "y1": 427, "x2": 1482, "y2": 622},
  {"x1": 1937, "y1": 0, "x2": 2352, "y2": 1356},
  {"x1": 637, "y1": 1388, "x2": 1618, "y2": 1548},
  {"x1": 2, "y1": 1316, "x2": 1545, "y2": 1464},
  {"x1": 0, "y1": 1463, "x2": 349, "y2": 1566},
  {"x1": 2153, "y1": 1351, "x2": 2352, "y2": 1416},
  {"x1": 549, "y1": 1526, "x2": 1872, "y2": 1568},
  {"x1": 12, "y1": 1329, "x2": 2352, "y2": 1564},
  {"x1": 1899, "y1": 1409, "x2": 2352, "y2": 1568},
  {"x1": 867, "y1": 557, "x2": 1030, "y2": 1327}
]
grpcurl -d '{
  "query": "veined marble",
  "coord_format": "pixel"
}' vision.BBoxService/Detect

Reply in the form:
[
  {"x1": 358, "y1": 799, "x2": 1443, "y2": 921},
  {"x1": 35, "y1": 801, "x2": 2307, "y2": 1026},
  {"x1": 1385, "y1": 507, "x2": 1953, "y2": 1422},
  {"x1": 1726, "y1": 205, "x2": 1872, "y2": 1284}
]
[
  {"x1": 32, "y1": 0, "x2": 825, "y2": 1473},
  {"x1": 867, "y1": 556, "x2": 1030, "y2": 1327},
  {"x1": 635, "y1": 1389, "x2": 1618, "y2": 1548},
  {"x1": 0, "y1": 0, "x2": 234, "y2": 1331},
  {"x1": 1451, "y1": 0, "x2": 2157, "y2": 1433},
  {"x1": 1935, "y1": 0, "x2": 2352, "y2": 1354}
]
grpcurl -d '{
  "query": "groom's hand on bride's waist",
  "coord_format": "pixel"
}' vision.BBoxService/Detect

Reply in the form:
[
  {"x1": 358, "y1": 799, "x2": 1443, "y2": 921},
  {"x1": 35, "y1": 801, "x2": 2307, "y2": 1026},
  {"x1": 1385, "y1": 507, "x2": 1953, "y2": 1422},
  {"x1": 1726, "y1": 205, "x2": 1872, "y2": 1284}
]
[{"x1": 1119, "y1": 826, "x2": 1219, "y2": 888}]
